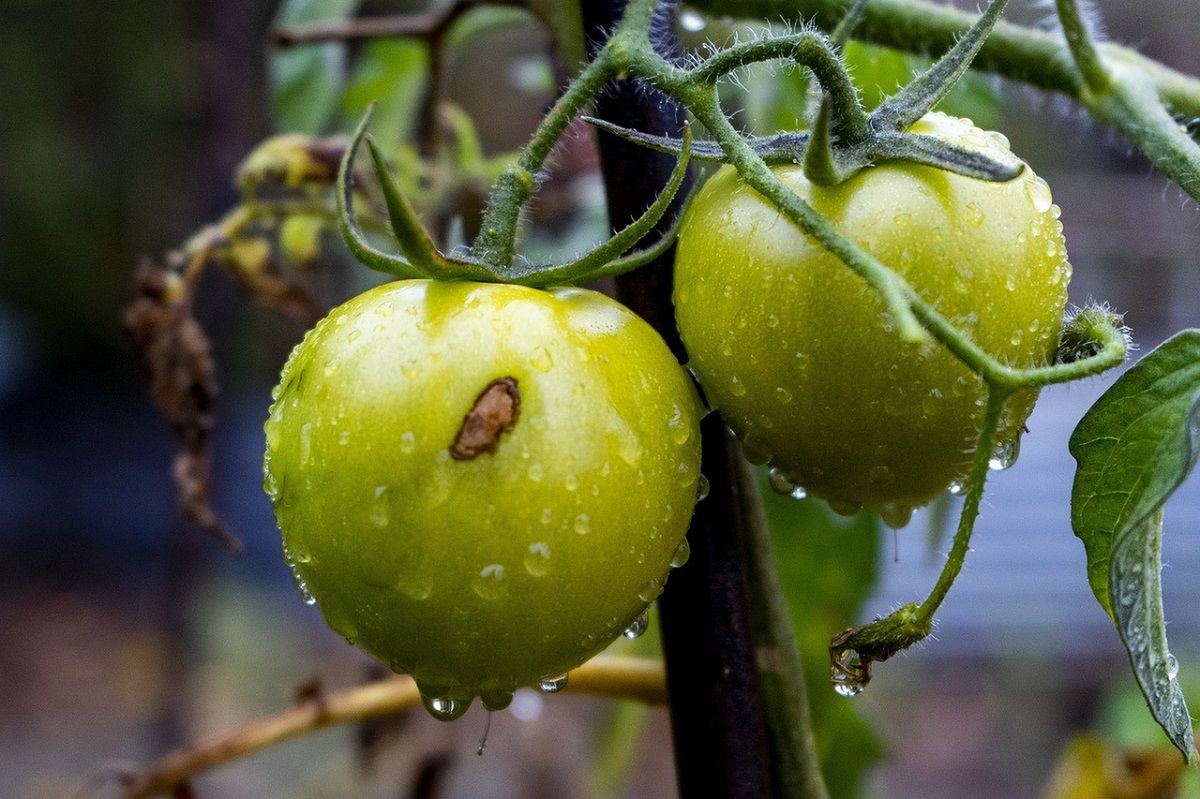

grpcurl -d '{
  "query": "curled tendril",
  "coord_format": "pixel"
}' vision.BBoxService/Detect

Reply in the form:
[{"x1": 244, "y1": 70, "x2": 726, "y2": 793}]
[{"x1": 338, "y1": 106, "x2": 694, "y2": 288}]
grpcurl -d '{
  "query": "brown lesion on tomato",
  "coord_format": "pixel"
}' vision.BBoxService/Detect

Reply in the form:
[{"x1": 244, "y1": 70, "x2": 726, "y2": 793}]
[{"x1": 450, "y1": 377, "x2": 521, "y2": 460}]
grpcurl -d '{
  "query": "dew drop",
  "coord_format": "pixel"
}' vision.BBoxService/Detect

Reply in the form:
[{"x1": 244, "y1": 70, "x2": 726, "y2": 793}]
[
  {"x1": 481, "y1": 690, "x2": 513, "y2": 713},
  {"x1": 524, "y1": 542, "x2": 551, "y2": 577},
  {"x1": 529, "y1": 346, "x2": 554, "y2": 372},
  {"x1": 370, "y1": 486, "x2": 390, "y2": 527},
  {"x1": 965, "y1": 201, "x2": 984, "y2": 227},
  {"x1": 830, "y1": 648, "x2": 866, "y2": 697},
  {"x1": 298, "y1": 422, "x2": 313, "y2": 465},
  {"x1": 573, "y1": 513, "x2": 591, "y2": 535},
  {"x1": 399, "y1": 431, "x2": 416, "y2": 454},
  {"x1": 1167, "y1": 653, "x2": 1180, "y2": 680},
  {"x1": 338, "y1": 429, "x2": 351, "y2": 446},
  {"x1": 671, "y1": 539, "x2": 691, "y2": 568},
  {"x1": 730, "y1": 376, "x2": 747, "y2": 397},
  {"x1": 527, "y1": 463, "x2": 545, "y2": 481},
  {"x1": 564, "y1": 473, "x2": 578, "y2": 491},
  {"x1": 1025, "y1": 176, "x2": 1053, "y2": 213},
  {"x1": 680, "y1": 8, "x2": 706, "y2": 31},
  {"x1": 263, "y1": 469, "x2": 279, "y2": 500},
  {"x1": 742, "y1": 435, "x2": 772, "y2": 465},
  {"x1": 868, "y1": 465, "x2": 894, "y2": 486},
  {"x1": 538, "y1": 674, "x2": 568, "y2": 693},
  {"x1": 623, "y1": 611, "x2": 649, "y2": 640},
  {"x1": 422, "y1": 695, "x2": 470, "y2": 721},
  {"x1": 948, "y1": 479, "x2": 966, "y2": 496},
  {"x1": 989, "y1": 438, "x2": 1018, "y2": 471},
  {"x1": 893, "y1": 212, "x2": 912, "y2": 228},
  {"x1": 880, "y1": 503, "x2": 913, "y2": 529},
  {"x1": 540, "y1": 507, "x2": 553, "y2": 525},
  {"x1": 638, "y1": 577, "x2": 663, "y2": 603},
  {"x1": 696, "y1": 474, "x2": 711, "y2": 502},
  {"x1": 473, "y1": 563, "x2": 508, "y2": 600},
  {"x1": 775, "y1": 387, "x2": 793, "y2": 405}
]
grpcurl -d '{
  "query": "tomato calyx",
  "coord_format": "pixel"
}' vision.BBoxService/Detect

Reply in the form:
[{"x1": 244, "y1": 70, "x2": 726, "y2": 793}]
[
  {"x1": 588, "y1": 0, "x2": 1021, "y2": 186},
  {"x1": 336, "y1": 105, "x2": 695, "y2": 288}
]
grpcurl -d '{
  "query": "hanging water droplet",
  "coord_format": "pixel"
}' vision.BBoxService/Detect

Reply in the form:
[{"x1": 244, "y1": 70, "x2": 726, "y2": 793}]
[
  {"x1": 989, "y1": 438, "x2": 1018, "y2": 471},
  {"x1": 680, "y1": 9, "x2": 706, "y2": 31},
  {"x1": 768, "y1": 467, "x2": 794, "y2": 495},
  {"x1": 741, "y1": 435, "x2": 772, "y2": 465},
  {"x1": 623, "y1": 611, "x2": 649, "y2": 640},
  {"x1": 671, "y1": 538, "x2": 691, "y2": 568},
  {"x1": 538, "y1": 674, "x2": 568, "y2": 693},
  {"x1": 1167, "y1": 653, "x2": 1180, "y2": 680},
  {"x1": 481, "y1": 689, "x2": 514, "y2": 712},
  {"x1": 695, "y1": 474, "x2": 711, "y2": 502},
  {"x1": 422, "y1": 695, "x2": 470, "y2": 721},
  {"x1": 292, "y1": 571, "x2": 316, "y2": 605},
  {"x1": 834, "y1": 681, "x2": 864, "y2": 698},
  {"x1": 948, "y1": 479, "x2": 966, "y2": 496},
  {"x1": 830, "y1": 648, "x2": 866, "y2": 697},
  {"x1": 880, "y1": 503, "x2": 913, "y2": 529}
]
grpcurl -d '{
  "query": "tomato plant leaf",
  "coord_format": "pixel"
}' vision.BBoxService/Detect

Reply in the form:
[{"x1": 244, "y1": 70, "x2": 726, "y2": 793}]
[
  {"x1": 270, "y1": 0, "x2": 363, "y2": 134},
  {"x1": 1070, "y1": 329, "x2": 1200, "y2": 762}
]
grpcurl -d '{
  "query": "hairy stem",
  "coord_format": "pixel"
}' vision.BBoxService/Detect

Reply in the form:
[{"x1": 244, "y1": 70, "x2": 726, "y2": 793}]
[{"x1": 914, "y1": 389, "x2": 1007, "y2": 625}]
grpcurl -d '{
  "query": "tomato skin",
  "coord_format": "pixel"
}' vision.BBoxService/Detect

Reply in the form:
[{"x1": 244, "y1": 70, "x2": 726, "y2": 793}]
[
  {"x1": 674, "y1": 113, "x2": 1070, "y2": 518},
  {"x1": 264, "y1": 281, "x2": 702, "y2": 710}
]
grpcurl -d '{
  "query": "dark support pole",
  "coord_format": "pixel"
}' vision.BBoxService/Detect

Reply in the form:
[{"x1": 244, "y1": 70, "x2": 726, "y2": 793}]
[{"x1": 578, "y1": 2, "x2": 775, "y2": 797}]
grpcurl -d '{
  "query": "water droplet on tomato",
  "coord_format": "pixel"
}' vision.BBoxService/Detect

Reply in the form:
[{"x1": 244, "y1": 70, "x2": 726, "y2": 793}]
[
  {"x1": 623, "y1": 611, "x2": 649, "y2": 640},
  {"x1": 989, "y1": 438, "x2": 1018, "y2": 470},
  {"x1": 671, "y1": 539, "x2": 691, "y2": 568},
  {"x1": 573, "y1": 514, "x2": 591, "y2": 535},
  {"x1": 422, "y1": 695, "x2": 470, "y2": 721},
  {"x1": 524, "y1": 542, "x2": 551, "y2": 576},
  {"x1": 538, "y1": 674, "x2": 568, "y2": 693},
  {"x1": 370, "y1": 486, "x2": 390, "y2": 527}
]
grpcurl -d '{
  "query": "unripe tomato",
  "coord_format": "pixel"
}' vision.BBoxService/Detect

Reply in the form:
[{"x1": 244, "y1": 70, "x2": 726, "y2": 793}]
[
  {"x1": 264, "y1": 281, "x2": 701, "y2": 716},
  {"x1": 674, "y1": 113, "x2": 1070, "y2": 524}
]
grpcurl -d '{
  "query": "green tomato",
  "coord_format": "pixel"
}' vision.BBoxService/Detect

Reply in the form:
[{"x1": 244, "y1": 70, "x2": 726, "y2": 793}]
[
  {"x1": 264, "y1": 280, "x2": 701, "y2": 717},
  {"x1": 674, "y1": 112, "x2": 1070, "y2": 525}
]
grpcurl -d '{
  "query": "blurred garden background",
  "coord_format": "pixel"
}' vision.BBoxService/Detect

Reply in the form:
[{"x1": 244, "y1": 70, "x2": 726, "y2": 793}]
[{"x1": 1, "y1": 0, "x2": 1198, "y2": 797}]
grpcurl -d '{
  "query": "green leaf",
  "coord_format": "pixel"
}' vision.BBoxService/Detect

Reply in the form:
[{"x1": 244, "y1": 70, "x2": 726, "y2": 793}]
[
  {"x1": 270, "y1": 0, "x2": 363, "y2": 134},
  {"x1": 1070, "y1": 330, "x2": 1200, "y2": 762},
  {"x1": 761, "y1": 477, "x2": 884, "y2": 799},
  {"x1": 339, "y1": 39, "x2": 428, "y2": 147}
]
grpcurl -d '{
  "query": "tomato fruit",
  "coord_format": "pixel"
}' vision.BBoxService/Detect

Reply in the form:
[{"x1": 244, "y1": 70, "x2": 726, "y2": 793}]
[
  {"x1": 264, "y1": 280, "x2": 702, "y2": 717},
  {"x1": 674, "y1": 112, "x2": 1070, "y2": 524}
]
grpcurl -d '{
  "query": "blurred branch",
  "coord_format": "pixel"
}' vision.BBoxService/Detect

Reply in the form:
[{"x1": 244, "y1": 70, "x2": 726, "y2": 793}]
[
  {"x1": 270, "y1": 0, "x2": 500, "y2": 47},
  {"x1": 113, "y1": 656, "x2": 665, "y2": 798}
]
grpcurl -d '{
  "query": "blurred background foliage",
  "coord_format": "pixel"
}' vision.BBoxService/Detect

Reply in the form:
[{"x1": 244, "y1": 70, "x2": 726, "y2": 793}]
[{"x1": 1, "y1": 1, "x2": 1199, "y2": 798}]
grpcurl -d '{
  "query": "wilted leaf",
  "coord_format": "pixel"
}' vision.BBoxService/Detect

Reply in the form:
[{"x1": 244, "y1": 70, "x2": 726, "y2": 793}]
[{"x1": 124, "y1": 259, "x2": 240, "y2": 551}]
